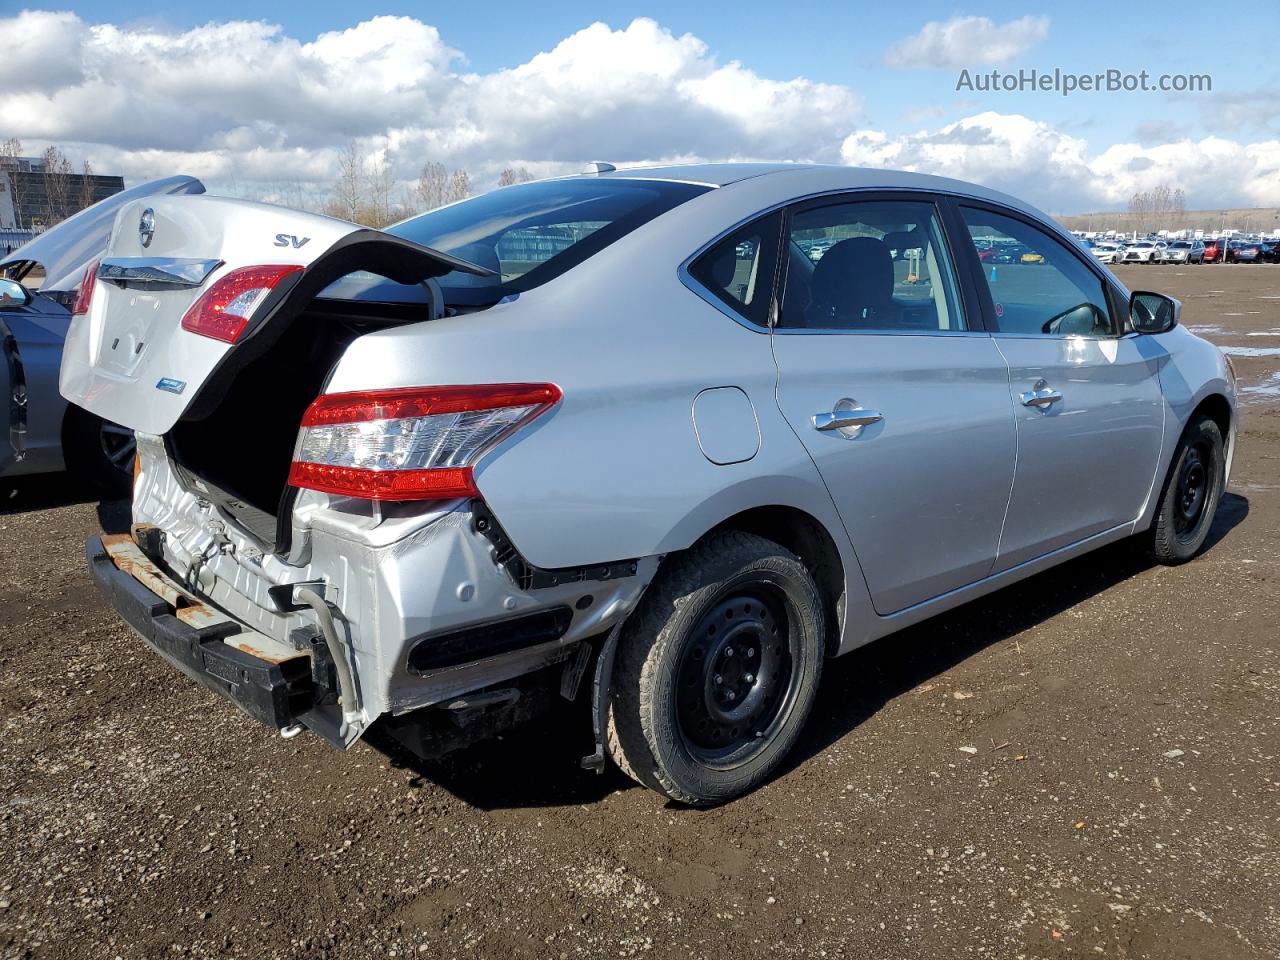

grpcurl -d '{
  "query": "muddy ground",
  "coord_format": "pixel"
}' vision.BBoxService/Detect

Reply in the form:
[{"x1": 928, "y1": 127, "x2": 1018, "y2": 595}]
[{"x1": 1, "y1": 264, "x2": 1277, "y2": 960}]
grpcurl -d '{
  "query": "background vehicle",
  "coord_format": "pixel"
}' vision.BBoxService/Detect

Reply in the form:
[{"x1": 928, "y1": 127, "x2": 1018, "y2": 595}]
[
  {"x1": 1204, "y1": 239, "x2": 1225, "y2": 262},
  {"x1": 1229, "y1": 240, "x2": 1266, "y2": 263},
  {"x1": 1122, "y1": 240, "x2": 1165, "y2": 263},
  {"x1": 1, "y1": 176, "x2": 205, "y2": 489},
  {"x1": 1091, "y1": 242, "x2": 1125, "y2": 264},
  {"x1": 64, "y1": 164, "x2": 1236, "y2": 805},
  {"x1": 1164, "y1": 240, "x2": 1206, "y2": 264}
]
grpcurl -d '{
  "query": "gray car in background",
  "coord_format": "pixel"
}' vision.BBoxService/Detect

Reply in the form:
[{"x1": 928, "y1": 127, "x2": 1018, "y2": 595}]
[
  {"x1": 61, "y1": 163, "x2": 1236, "y2": 804},
  {"x1": 1, "y1": 176, "x2": 205, "y2": 489}
]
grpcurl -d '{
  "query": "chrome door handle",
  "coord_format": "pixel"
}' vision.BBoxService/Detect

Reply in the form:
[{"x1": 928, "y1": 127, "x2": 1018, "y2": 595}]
[
  {"x1": 1019, "y1": 380, "x2": 1062, "y2": 408},
  {"x1": 813, "y1": 409, "x2": 884, "y2": 431}
]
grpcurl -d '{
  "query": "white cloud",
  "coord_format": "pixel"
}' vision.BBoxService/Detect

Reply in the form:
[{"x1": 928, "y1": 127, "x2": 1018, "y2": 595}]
[
  {"x1": 840, "y1": 112, "x2": 1280, "y2": 211},
  {"x1": 0, "y1": 12, "x2": 860, "y2": 194},
  {"x1": 885, "y1": 16, "x2": 1049, "y2": 69},
  {"x1": 3, "y1": 12, "x2": 1278, "y2": 211}
]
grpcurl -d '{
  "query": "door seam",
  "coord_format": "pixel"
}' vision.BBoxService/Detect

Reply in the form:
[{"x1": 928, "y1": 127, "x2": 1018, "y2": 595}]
[{"x1": 989, "y1": 336, "x2": 1018, "y2": 576}]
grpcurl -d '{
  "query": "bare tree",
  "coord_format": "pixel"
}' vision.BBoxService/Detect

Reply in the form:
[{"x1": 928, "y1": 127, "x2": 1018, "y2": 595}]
[
  {"x1": 1128, "y1": 184, "x2": 1187, "y2": 234},
  {"x1": 447, "y1": 169, "x2": 471, "y2": 205},
  {"x1": 330, "y1": 141, "x2": 364, "y2": 223},
  {"x1": 414, "y1": 161, "x2": 450, "y2": 211},
  {"x1": 40, "y1": 146, "x2": 73, "y2": 225},
  {"x1": 79, "y1": 159, "x2": 96, "y2": 212},
  {"x1": 365, "y1": 153, "x2": 396, "y2": 228},
  {"x1": 497, "y1": 167, "x2": 534, "y2": 187}
]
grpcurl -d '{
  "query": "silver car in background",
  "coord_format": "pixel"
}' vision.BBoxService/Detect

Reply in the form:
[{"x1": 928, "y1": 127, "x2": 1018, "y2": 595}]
[
  {"x1": 1164, "y1": 240, "x2": 1207, "y2": 264},
  {"x1": 62, "y1": 164, "x2": 1236, "y2": 804}
]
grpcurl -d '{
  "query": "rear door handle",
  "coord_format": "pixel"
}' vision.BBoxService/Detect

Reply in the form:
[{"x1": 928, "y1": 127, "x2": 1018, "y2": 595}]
[
  {"x1": 1020, "y1": 380, "x2": 1062, "y2": 408},
  {"x1": 812, "y1": 408, "x2": 883, "y2": 431}
]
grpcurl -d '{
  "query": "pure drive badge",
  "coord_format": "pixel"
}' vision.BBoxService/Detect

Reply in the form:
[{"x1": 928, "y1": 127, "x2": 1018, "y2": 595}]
[{"x1": 156, "y1": 377, "x2": 186, "y2": 395}]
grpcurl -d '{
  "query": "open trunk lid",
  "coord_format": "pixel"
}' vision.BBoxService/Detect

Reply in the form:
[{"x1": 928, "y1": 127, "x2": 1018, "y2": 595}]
[
  {"x1": 1, "y1": 175, "x2": 205, "y2": 294},
  {"x1": 60, "y1": 194, "x2": 491, "y2": 437}
]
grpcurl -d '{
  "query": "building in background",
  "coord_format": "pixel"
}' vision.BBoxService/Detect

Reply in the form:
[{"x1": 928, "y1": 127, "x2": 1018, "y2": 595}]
[{"x1": 0, "y1": 155, "x2": 125, "y2": 235}]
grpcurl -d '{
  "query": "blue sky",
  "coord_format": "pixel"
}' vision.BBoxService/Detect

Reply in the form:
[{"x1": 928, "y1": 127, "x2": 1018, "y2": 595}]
[{"x1": 2, "y1": 4, "x2": 1277, "y2": 211}]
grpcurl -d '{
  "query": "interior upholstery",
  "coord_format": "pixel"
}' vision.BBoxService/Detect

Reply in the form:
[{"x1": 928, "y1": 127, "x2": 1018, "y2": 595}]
[{"x1": 803, "y1": 237, "x2": 900, "y2": 328}]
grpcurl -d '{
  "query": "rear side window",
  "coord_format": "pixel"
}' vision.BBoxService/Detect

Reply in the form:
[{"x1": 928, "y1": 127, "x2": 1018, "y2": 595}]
[
  {"x1": 960, "y1": 207, "x2": 1116, "y2": 337},
  {"x1": 687, "y1": 212, "x2": 782, "y2": 327},
  {"x1": 779, "y1": 198, "x2": 965, "y2": 332},
  {"x1": 388, "y1": 178, "x2": 710, "y2": 308}
]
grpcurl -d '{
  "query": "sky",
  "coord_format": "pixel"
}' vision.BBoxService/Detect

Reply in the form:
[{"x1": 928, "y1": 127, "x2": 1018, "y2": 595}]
[{"x1": 2, "y1": 2, "x2": 1277, "y2": 213}]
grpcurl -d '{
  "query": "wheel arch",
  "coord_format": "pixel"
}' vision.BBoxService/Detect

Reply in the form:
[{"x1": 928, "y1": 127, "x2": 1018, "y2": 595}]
[
  {"x1": 1191, "y1": 392, "x2": 1233, "y2": 452},
  {"x1": 702, "y1": 505, "x2": 847, "y2": 657}
]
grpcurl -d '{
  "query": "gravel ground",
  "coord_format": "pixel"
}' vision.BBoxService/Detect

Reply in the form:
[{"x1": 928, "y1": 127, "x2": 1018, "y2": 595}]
[{"x1": 1, "y1": 264, "x2": 1277, "y2": 960}]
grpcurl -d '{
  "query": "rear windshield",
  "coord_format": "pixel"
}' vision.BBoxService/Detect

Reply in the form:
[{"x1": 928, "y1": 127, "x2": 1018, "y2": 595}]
[{"x1": 383, "y1": 178, "x2": 710, "y2": 308}]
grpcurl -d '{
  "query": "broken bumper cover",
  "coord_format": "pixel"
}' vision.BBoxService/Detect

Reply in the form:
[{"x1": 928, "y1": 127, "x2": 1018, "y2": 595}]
[{"x1": 87, "y1": 534, "x2": 314, "y2": 730}]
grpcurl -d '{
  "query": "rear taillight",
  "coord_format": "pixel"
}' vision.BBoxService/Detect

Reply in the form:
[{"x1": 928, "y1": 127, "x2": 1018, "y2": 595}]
[
  {"x1": 288, "y1": 383, "x2": 562, "y2": 502},
  {"x1": 180, "y1": 264, "x2": 303, "y2": 343},
  {"x1": 71, "y1": 259, "x2": 99, "y2": 316}
]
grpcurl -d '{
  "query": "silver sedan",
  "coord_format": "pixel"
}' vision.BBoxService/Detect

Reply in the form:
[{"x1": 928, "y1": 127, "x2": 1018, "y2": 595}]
[{"x1": 62, "y1": 163, "x2": 1236, "y2": 804}]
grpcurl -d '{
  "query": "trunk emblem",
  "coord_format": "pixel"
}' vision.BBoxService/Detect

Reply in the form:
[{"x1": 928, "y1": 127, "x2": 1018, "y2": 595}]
[
  {"x1": 156, "y1": 377, "x2": 186, "y2": 395},
  {"x1": 139, "y1": 208, "x2": 155, "y2": 248},
  {"x1": 274, "y1": 233, "x2": 311, "y2": 249}
]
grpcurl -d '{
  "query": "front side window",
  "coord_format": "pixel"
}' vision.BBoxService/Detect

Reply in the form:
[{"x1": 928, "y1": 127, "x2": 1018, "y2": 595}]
[
  {"x1": 687, "y1": 212, "x2": 782, "y2": 327},
  {"x1": 960, "y1": 207, "x2": 1115, "y2": 337},
  {"x1": 778, "y1": 199, "x2": 965, "y2": 332}
]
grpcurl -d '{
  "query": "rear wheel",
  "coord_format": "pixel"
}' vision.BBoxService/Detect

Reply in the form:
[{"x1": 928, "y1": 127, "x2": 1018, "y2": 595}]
[
  {"x1": 1147, "y1": 415, "x2": 1225, "y2": 564},
  {"x1": 607, "y1": 531, "x2": 825, "y2": 805},
  {"x1": 63, "y1": 405, "x2": 134, "y2": 497}
]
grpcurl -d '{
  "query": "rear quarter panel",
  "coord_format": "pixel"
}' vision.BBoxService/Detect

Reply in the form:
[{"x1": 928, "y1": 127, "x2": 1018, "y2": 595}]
[{"x1": 325, "y1": 175, "x2": 856, "y2": 573}]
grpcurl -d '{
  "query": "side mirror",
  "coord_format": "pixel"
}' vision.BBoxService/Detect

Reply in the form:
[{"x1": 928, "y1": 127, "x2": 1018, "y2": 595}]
[
  {"x1": 1130, "y1": 290, "x2": 1179, "y2": 334},
  {"x1": 0, "y1": 278, "x2": 32, "y2": 309}
]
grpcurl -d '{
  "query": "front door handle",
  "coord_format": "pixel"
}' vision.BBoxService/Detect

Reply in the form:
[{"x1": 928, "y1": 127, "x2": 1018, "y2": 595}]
[
  {"x1": 1020, "y1": 380, "x2": 1063, "y2": 409},
  {"x1": 813, "y1": 408, "x2": 884, "y2": 431}
]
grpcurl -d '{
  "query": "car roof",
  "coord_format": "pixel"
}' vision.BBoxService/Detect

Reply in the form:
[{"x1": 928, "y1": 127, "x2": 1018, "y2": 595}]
[
  {"x1": 596, "y1": 162, "x2": 814, "y2": 187},
  {"x1": 587, "y1": 162, "x2": 1070, "y2": 227}
]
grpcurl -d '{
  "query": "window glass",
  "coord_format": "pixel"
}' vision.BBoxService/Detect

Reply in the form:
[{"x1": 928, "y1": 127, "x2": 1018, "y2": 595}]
[
  {"x1": 386, "y1": 178, "x2": 710, "y2": 308},
  {"x1": 688, "y1": 212, "x2": 782, "y2": 327},
  {"x1": 961, "y1": 207, "x2": 1115, "y2": 336},
  {"x1": 778, "y1": 199, "x2": 964, "y2": 331}
]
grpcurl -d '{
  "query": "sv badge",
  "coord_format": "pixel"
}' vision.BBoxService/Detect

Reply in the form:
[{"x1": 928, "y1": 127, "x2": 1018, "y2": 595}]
[{"x1": 273, "y1": 233, "x2": 311, "y2": 249}]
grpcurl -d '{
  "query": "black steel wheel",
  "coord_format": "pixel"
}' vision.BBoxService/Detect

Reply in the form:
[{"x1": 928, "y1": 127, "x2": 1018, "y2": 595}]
[
  {"x1": 673, "y1": 587, "x2": 799, "y2": 769},
  {"x1": 1172, "y1": 441, "x2": 1210, "y2": 540},
  {"x1": 1148, "y1": 414, "x2": 1225, "y2": 564},
  {"x1": 607, "y1": 531, "x2": 825, "y2": 805}
]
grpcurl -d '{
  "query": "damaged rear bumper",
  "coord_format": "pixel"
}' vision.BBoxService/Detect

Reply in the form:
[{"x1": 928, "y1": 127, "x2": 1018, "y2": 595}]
[{"x1": 87, "y1": 533, "x2": 315, "y2": 731}]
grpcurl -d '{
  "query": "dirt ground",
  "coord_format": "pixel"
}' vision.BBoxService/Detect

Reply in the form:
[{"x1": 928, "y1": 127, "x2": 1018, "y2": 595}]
[{"x1": 1, "y1": 264, "x2": 1277, "y2": 960}]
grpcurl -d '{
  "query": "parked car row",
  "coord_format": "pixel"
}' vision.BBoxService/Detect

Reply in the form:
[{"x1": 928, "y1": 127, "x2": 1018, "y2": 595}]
[{"x1": 1076, "y1": 236, "x2": 1280, "y2": 265}]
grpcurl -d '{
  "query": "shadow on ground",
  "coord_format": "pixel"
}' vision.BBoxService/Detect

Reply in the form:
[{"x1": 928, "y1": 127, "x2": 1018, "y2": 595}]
[
  {"x1": 0, "y1": 472, "x2": 130, "y2": 532},
  {"x1": 370, "y1": 493, "x2": 1248, "y2": 810}
]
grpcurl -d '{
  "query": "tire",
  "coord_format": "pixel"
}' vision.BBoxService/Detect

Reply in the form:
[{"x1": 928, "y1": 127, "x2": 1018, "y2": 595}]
[
  {"x1": 606, "y1": 531, "x2": 825, "y2": 805},
  {"x1": 1147, "y1": 415, "x2": 1225, "y2": 564},
  {"x1": 62, "y1": 405, "x2": 135, "y2": 497}
]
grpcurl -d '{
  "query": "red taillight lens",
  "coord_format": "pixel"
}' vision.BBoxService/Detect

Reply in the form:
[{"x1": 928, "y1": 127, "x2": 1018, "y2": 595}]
[
  {"x1": 289, "y1": 383, "x2": 562, "y2": 502},
  {"x1": 180, "y1": 264, "x2": 303, "y2": 343},
  {"x1": 71, "y1": 259, "x2": 99, "y2": 316}
]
